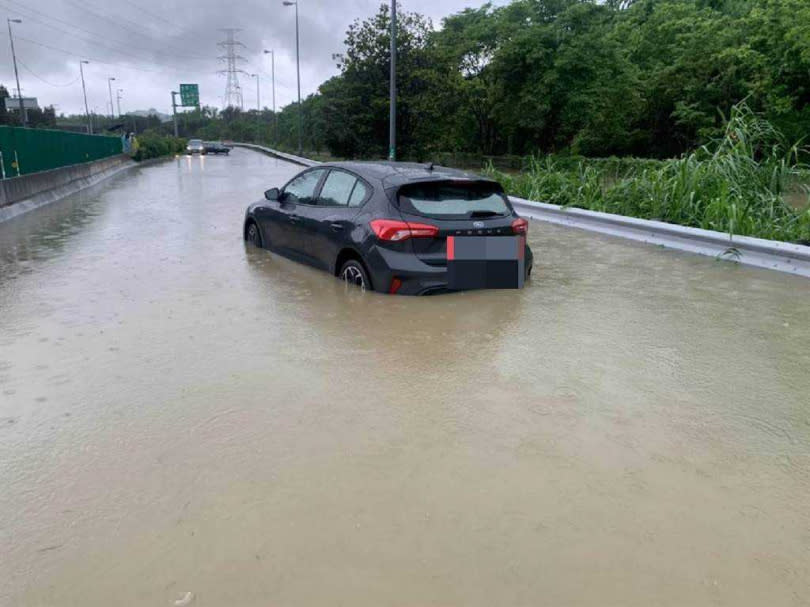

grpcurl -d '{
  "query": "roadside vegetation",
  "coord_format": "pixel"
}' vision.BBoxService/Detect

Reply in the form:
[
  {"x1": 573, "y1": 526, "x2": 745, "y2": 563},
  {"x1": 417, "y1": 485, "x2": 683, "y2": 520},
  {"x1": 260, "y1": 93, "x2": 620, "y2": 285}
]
[
  {"x1": 132, "y1": 130, "x2": 186, "y2": 162},
  {"x1": 489, "y1": 104, "x2": 810, "y2": 243}
]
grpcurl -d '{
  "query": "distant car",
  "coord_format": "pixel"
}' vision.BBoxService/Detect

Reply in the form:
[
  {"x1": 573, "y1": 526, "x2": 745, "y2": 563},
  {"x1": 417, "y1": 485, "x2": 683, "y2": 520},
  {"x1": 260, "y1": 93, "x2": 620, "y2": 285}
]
[
  {"x1": 186, "y1": 139, "x2": 206, "y2": 155},
  {"x1": 243, "y1": 162, "x2": 533, "y2": 295},
  {"x1": 204, "y1": 141, "x2": 230, "y2": 155},
  {"x1": 222, "y1": 140, "x2": 235, "y2": 149}
]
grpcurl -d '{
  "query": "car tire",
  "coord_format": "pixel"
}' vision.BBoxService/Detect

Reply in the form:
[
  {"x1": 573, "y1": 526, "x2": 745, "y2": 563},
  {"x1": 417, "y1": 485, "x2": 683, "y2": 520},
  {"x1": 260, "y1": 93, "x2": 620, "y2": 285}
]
[
  {"x1": 339, "y1": 259, "x2": 371, "y2": 292},
  {"x1": 245, "y1": 222, "x2": 263, "y2": 248}
]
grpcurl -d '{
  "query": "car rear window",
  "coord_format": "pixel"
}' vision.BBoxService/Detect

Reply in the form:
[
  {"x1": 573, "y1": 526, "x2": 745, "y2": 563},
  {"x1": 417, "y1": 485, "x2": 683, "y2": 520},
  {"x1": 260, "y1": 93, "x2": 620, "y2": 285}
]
[{"x1": 397, "y1": 181, "x2": 510, "y2": 219}]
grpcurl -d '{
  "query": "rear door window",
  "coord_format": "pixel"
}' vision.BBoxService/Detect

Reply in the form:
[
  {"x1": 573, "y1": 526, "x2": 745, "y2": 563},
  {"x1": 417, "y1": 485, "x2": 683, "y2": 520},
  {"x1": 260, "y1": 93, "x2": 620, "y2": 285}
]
[
  {"x1": 397, "y1": 181, "x2": 511, "y2": 219},
  {"x1": 283, "y1": 169, "x2": 326, "y2": 205},
  {"x1": 319, "y1": 171, "x2": 357, "y2": 206},
  {"x1": 348, "y1": 181, "x2": 370, "y2": 207}
]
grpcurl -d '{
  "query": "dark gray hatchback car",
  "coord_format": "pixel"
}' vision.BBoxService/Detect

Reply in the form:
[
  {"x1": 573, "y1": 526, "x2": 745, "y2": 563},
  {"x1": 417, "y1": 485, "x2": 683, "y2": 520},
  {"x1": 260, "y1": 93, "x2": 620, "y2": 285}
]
[{"x1": 243, "y1": 161, "x2": 533, "y2": 295}]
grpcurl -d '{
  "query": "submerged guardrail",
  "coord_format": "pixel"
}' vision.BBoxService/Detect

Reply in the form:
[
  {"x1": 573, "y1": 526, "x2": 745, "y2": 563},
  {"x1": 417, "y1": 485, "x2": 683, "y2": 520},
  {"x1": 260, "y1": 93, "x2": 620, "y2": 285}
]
[
  {"x1": 233, "y1": 143, "x2": 321, "y2": 168},
  {"x1": 510, "y1": 197, "x2": 810, "y2": 279}
]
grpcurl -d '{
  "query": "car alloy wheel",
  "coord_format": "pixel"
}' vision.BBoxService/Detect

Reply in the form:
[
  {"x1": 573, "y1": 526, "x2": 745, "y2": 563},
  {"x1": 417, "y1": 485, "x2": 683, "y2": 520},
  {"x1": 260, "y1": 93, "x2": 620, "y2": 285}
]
[
  {"x1": 246, "y1": 223, "x2": 262, "y2": 247},
  {"x1": 340, "y1": 261, "x2": 368, "y2": 291}
]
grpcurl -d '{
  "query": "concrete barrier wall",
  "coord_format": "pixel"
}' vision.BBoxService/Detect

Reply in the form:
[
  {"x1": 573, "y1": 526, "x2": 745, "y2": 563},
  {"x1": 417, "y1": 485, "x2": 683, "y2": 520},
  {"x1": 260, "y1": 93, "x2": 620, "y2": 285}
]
[{"x1": 0, "y1": 155, "x2": 138, "y2": 223}]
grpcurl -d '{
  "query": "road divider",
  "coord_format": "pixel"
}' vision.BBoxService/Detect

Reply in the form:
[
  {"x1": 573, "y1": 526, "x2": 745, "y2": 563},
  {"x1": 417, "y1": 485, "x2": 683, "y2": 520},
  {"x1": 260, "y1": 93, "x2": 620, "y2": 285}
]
[
  {"x1": 233, "y1": 143, "x2": 321, "y2": 167},
  {"x1": 510, "y1": 196, "x2": 810, "y2": 278}
]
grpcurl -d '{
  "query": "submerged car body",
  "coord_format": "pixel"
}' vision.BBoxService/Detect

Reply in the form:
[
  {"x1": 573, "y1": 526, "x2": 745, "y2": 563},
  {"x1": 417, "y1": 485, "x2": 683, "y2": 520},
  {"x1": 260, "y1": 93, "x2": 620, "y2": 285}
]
[
  {"x1": 204, "y1": 141, "x2": 230, "y2": 155},
  {"x1": 243, "y1": 161, "x2": 533, "y2": 295}
]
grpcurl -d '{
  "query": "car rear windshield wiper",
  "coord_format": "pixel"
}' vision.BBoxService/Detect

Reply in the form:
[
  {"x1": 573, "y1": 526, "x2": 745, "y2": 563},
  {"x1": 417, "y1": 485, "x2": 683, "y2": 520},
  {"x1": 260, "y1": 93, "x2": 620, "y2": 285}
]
[{"x1": 469, "y1": 210, "x2": 505, "y2": 218}]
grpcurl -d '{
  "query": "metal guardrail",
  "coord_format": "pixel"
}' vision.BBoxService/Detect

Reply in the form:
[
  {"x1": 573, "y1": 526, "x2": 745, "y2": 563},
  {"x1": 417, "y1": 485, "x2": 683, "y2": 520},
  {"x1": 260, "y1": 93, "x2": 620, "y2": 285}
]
[
  {"x1": 233, "y1": 143, "x2": 321, "y2": 168},
  {"x1": 510, "y1": 197, "x2": 810, "y2": 278},
  {"x1": 233, "y1": 144, "x2": 810, "y2": 278}
]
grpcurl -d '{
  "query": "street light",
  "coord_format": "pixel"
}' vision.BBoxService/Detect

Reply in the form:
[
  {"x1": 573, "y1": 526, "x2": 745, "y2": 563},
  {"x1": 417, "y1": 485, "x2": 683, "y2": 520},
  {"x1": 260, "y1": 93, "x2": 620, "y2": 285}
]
[
  {"x1": 389, "y1": 0, "x2": 397, "y2": 161},
  {"x1": 79, "y1": 60, "x2": 91, "y2": 134},
  {"x1": 250, "y1": 73, "x2": 261, "y2": 143},
  {"x1": 282, "y1": 0, "x2": 302, "y2": 155},
  {"x1": 263, "y1": 49, "x2": 277, "y2": 143},
  {"x1": 7, "y1": 18, "x2": 25, "y2": 126},
  {"x1": 117, "y1": 88, "x2": 124, "y2": 117},
  {"x1": 107, "y1": 77, "x2": 116, "y2": 120}
]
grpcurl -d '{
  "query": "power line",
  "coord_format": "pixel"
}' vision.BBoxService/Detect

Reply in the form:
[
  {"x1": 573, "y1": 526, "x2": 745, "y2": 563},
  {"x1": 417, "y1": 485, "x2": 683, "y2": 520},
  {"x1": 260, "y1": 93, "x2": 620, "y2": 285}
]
[
  {"x1": 119, "y1": 3, "x2": 185, "y2": 35},
  {"x1": 61, "y1": 0, "x2": 210, "y2": 62},
  {"x1": 0, "y1": 0, "x2": 209, "y2": 69},
  {"x1": 2, "y1": 32, "x2": 214, "y2": 77},
  {"x1": 17, "y1": 59, "x2": 80, "y2": 87}
]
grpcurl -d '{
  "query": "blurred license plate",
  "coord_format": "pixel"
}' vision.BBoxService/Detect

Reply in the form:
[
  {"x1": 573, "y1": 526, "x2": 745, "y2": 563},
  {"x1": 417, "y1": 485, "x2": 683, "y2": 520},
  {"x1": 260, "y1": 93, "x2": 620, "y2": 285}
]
[{"x1": 446, "y1": 236, "x2": 525, "y2": 290}]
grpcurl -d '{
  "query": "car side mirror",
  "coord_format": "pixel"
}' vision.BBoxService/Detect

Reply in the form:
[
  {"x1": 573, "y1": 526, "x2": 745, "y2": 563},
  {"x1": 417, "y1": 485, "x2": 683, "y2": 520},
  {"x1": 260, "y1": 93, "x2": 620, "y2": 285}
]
[{"x1": 264, "y1": 188, "x2": 280, "y2": 201}]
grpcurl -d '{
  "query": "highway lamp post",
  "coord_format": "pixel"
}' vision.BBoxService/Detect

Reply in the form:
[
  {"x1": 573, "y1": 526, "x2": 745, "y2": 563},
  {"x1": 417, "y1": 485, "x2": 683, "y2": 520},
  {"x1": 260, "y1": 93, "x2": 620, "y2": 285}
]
[
  {"x1": 107, "y1": 77, "x2": 116, "y2": 120},
  {"x1": 263, "y1": 49, "x2": 276, "y2": 143},
  {"x1": 171, "y1": 91, "x2": 179, "y2": 138},
  {"x1": 79, "y1": 60, "x2": 91, "y2": 134},
  {"x1": 389, "y1": 0, "x2": 397, "y2": 161},
  {"x1": 7, "y1": 18, "x2": 25, "y2": 127},
  {"x1": 282, "y1": 0, "x2": 303, "y2": 155},
  {"x1": 250, "y1": 73, "x2": 261, "y2": 143}
]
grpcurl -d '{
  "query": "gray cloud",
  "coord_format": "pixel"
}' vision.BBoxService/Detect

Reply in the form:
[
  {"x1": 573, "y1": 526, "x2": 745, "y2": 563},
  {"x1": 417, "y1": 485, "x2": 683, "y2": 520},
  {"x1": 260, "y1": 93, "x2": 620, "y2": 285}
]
[{"x1": 0, "y1": 0, "x2": 506, "y2": 117}]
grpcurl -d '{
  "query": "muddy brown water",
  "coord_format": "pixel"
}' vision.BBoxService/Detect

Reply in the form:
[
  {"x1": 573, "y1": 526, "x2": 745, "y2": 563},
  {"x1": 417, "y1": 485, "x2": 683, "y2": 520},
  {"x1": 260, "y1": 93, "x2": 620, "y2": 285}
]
[{"x1": 1, "y1": 149, "x2": 809, "y2": 606}]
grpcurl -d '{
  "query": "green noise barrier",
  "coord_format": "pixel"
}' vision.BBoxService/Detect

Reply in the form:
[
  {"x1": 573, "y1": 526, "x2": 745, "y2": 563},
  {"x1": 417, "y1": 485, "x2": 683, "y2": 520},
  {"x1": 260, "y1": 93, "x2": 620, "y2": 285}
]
[{"x1": 0, "y1": 126, "x2": 123, "y2": 177}]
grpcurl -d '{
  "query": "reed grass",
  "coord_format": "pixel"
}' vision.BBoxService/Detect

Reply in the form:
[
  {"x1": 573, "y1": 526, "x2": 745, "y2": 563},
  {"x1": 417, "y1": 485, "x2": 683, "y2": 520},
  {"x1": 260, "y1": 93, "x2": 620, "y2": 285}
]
[{"x1": 490, "y1": 103, "x2": 810, "y2": 244}]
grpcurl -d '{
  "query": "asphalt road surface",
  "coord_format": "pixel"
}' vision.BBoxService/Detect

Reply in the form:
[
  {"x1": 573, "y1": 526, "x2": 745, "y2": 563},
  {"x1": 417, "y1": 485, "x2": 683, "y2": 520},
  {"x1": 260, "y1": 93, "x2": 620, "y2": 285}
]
[{"x1": 1, "y1": 148, "x2": 809, "y2": 606}]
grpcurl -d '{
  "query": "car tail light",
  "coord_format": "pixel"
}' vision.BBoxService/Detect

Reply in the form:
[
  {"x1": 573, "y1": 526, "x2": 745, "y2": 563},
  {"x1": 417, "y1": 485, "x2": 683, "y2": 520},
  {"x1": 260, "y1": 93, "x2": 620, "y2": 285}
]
[
  {"x1": 370, "y1": 219, "x2": 439, "y2": 242},
  {"x1": 511, "y1": 217, "x2": 529, "y2": 235}
]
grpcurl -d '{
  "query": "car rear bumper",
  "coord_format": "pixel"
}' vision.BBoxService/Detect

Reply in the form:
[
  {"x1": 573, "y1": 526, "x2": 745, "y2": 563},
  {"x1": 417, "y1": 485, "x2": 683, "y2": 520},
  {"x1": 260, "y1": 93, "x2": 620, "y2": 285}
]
[{"x1": 366, "y1": 244, "x2": 533, "y2": 296}]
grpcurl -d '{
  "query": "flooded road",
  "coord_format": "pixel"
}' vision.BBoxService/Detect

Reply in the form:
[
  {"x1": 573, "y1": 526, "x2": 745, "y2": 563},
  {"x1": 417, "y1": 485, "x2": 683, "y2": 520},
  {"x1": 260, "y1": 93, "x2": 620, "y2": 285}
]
[{"x1": 1, "y1": 148, "x2": 809, "y2": 606}]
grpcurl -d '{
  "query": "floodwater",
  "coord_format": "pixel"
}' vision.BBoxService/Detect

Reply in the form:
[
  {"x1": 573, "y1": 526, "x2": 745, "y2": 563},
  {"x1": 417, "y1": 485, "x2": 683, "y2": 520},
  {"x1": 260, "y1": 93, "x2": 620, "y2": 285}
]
[{"x1": 1, "y1": 149, "x2": 809, "y2": 607}]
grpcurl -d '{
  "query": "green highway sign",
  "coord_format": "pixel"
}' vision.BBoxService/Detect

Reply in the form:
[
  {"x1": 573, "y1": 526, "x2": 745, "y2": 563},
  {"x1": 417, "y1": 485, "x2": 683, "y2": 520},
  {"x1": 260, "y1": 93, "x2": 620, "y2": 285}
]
[{"x1": 179, "y1": 84, "x2": 200, "y2": 107}]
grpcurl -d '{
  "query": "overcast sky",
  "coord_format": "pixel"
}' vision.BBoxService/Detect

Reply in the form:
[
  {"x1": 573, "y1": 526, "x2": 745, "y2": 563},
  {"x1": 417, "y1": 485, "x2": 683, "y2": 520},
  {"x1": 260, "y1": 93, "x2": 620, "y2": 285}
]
[{"x1": 0, "y1": 0, "x2": 506, "y2": 117}]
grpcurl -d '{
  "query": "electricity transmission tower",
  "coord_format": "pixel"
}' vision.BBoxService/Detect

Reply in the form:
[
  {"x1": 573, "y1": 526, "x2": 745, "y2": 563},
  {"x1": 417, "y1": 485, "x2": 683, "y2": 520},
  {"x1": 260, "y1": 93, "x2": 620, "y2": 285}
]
[{"x1": 218, "y1": 28, "x2": 247, "y2": 109}]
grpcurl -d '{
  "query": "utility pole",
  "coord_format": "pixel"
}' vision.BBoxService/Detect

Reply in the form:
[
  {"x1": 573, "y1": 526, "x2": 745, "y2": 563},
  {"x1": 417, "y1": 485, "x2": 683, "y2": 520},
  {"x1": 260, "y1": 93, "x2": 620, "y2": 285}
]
[
  {"x1": 107, "y1": 77, "x2": 116, "y2": 119},
  {"x1": 283, "y1": 1, "x2": 302, "y2": 154},
  {"x1": 7, "y1": 19, "x2": 25, "y2": 126},
  {"x1": 171, "y1": 91, "x2": 179, "y2": 137},
  {"x1": 116, "y1": 89, "x2": 123, "y2": 118},
  {"x1": 79, "y1": 60, "x2": 91, "y2": 134},
  {"x1": 389, "y1": 0, "x2": 397, "y2": 161},
  {"x1": 250, "y1": 73, "x2": 261, "y2": 143},
  {"x1": 264, "y1": 49, "x2": 276, "y2": 143}
]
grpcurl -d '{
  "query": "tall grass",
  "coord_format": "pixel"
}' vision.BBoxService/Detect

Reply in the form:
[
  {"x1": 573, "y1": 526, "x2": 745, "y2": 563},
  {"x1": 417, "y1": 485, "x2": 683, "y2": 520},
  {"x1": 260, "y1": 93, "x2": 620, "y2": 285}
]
[{"x1": 490, "y1": 103, "x2": 810, "y2": 244}]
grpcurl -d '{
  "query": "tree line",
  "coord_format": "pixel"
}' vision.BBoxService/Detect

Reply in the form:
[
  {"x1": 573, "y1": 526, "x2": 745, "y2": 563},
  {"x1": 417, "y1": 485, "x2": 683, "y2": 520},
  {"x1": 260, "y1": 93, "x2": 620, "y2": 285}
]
[
  {"x1": 18, "y1": 0, "x2": 809, "y2": 163},
  {"x1": 272, "y1": 0, "x2": 810, "y2": 160}
]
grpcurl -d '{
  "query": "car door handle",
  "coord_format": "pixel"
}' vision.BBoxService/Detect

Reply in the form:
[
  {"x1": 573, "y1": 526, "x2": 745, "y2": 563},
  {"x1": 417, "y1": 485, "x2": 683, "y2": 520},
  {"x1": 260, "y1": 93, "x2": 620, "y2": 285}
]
[{"x1": 330, "y1": 222, "x2": 344, "y2": 232}]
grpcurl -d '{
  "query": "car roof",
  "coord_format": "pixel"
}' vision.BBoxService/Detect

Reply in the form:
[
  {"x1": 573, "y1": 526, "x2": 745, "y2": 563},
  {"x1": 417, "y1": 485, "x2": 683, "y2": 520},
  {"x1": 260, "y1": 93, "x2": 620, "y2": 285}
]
[{"x1": 319, "y1": 161, "x2": 496, "y2": 189}]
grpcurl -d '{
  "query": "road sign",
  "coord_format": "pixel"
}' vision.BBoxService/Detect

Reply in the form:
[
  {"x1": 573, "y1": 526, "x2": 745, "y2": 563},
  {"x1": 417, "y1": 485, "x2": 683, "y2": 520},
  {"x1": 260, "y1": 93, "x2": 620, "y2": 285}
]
[{"x1": 179, "y1": 84, "x2": 199, "y2": 107}]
